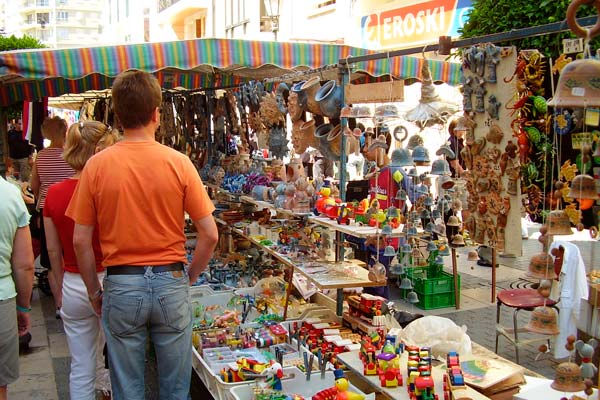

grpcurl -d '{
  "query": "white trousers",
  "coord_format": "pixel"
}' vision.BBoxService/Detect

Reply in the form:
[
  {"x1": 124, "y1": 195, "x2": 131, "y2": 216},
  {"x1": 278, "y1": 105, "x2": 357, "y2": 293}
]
[{"x1": 60, "y1": 271, "x2": 110, "y2": 399}]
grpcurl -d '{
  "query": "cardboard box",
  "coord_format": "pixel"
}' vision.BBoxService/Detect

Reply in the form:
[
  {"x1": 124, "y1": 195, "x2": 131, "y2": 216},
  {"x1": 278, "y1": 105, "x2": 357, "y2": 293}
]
[{"x1": 589, "y1": 283, "x2": 600, "y2": 306}]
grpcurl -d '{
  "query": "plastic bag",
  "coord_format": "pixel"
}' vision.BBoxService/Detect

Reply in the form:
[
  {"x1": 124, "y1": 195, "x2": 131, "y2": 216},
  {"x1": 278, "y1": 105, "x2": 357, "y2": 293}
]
[{"x1": 400, "y1": 315, "x2": 472, "y2": 357}]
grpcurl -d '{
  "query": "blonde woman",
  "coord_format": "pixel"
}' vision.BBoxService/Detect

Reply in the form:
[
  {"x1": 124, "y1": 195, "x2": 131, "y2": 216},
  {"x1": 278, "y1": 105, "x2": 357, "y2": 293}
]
[
  {"x1": 30, "y1": 116, "x2": 75, "y2": 316},
  {"x1": 43, "y1": 121, "x2": 118, "y2": 400}
]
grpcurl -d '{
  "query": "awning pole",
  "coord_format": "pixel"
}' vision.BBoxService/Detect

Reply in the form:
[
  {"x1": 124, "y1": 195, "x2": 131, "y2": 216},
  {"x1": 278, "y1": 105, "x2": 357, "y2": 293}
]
[{"x1": 343, "y1": 15, "x2": 598, "y2": 65}]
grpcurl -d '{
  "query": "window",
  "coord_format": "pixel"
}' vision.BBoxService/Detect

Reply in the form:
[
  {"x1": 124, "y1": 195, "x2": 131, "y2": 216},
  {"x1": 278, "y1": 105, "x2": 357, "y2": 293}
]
[
  {"x1": 37, "y1": 12, "x2": 49, "y2": 25},
  {"x1": 36, "y1": 0, "x2": 49, "y2": 6},
  {"x1": 27, "y1": 14, "x2": 34, "y2": 24},
  {"x1": 195, "y1": 17, "x2": 205, "y2": 38},
  {"x1": 58, "y1": 0, "x2": 67, "y2": 4},
  {"x1": 56, "y1": 11, "x2": 68, "y2": 22}
]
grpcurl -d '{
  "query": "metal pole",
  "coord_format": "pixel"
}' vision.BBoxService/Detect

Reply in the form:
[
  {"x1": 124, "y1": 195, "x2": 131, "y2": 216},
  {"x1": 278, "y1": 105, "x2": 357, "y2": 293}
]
[
  {"x1": 451, "y1": 247, "x2": 460, "y2": 310},
  {"x1": 491, "y1": 246, "x2": 497, "y2": 303},
  {"x1": 343, "y1": 15, "x2": 598, "y2": 65}
]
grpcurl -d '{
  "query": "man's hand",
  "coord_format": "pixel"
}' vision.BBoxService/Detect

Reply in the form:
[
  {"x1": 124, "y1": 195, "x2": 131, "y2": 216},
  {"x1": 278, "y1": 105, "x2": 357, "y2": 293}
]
[{"x1": 17, "y1": 311, "x2": 30, "y2": 336}]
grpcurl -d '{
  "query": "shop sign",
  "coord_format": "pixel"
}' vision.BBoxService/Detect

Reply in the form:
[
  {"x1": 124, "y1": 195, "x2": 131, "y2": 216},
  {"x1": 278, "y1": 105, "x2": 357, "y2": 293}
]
[{"x1": 358, "y1": 0, "x2": 472, "y2": 50}]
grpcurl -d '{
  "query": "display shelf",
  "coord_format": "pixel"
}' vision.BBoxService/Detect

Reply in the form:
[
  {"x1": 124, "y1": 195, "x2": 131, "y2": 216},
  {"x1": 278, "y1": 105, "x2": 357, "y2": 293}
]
[
  {"x1": 214, "y1": 217, "x2": 380, "y2": 290},
  {"x1": 308, "y1": 215, "x2": 407, "y2": 239},
  {"x1": 238, "y1": 195, "x2": 313, "y2": 219}
]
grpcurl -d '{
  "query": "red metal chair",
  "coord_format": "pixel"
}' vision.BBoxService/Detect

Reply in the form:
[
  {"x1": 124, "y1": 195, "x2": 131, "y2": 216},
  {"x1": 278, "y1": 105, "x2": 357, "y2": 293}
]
[{"x1": 494, "y1": 288, "x2": 558, "y2": 364}]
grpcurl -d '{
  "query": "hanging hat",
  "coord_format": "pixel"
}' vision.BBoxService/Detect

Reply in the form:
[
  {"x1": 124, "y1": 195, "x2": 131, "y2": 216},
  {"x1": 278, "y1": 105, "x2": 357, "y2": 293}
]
[
  {"x1": 389, "y1": 148, "x2": 414, "y2": 167},
  {"x1": 399, "y1": 278, "x2": 413, "y2": 290},
  {"x1": 439, "y1": 175, "x2": 455, "y2": 190},
  {"x1": 416, "y1": 185, "x2": 429, "y2": 195},
  {"x1": 567, "y1": 174, "x2": 597, "y2": 199},
  {"x1": 407, "y1": 226, "x2": 418, "y2": 237},
  {"x1": 436, "y1": 144, "x2": 456, "y2": 159},
  {"x1": 406, "y1": 291, "x2": 419, "y2": 303},
  {"x1": 526, "y1": 253, "x2": 558, "y2": 280},
  {"x1": 400, "y1": 244, "x2": 413, "y2": 254},
  {"x1": 546, "y1": 210, "x2": 573, "y2": 235},
  {"x1": 334, "y1": 369, "x2": 345, "y2": 380},
  {"x1": 525, "y1": 306, "x2": 560, "y2": 335},
  {"x1": 447, "y1": 215, "x2": 461, "y2": 227},
  {"x1": 425, "y1": 222, "x2": 435, "y2": 232},
  {"x1": 395, "y1": 190, "x2": 408, "y2": 201},
  {"x1": 430, "y1": 159, "x2": 451, "y2": 176},
  {"x1": 426, "y1": 241, "x2": 438, "y2": 252},
  {"x1": 451, "y1": 234, "x2": 465, "y2": 247},
  {"x1": 551, "y1": 362, "x2": 585, "y2": 392},
  {"x1": 407, "y1": 134, "x2": 425, "y2": 151},
  {"x1": 381, "y1": 225, "x2": 394, "y2": 236},
  {"x1": 467, "y1": 250, "x2": 479, "y2": 261},
  {"x1": 547, "y1": 58, "x2": 600, "y2": 108},
  {"x1": 423, "y1": 196, "x2": 434, "y2": 207},
  {"x1": 383, "y1": 245, "x2": 397, "y2": 257},
  {"x1": 438, "y1": 244, "x2": 450, "y2": 256},
  {"x1": 407, "y1": 168, "x2": 419, "y2": 178},
  {"x1": 412, "y1": 145, "x2": 431, "y2": 163}
]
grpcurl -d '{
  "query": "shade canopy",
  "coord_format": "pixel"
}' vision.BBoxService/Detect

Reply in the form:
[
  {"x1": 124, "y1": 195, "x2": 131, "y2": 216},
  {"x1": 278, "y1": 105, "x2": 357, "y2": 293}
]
[{"x1": 0, "y1": 38, "x2": 462, "y2": 106}]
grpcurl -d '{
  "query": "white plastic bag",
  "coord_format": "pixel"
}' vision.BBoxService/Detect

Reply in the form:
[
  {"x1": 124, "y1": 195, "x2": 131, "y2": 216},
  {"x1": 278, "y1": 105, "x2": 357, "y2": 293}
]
[{"x1": 400, "y1": 315, "x2": 472, "y2": 357}]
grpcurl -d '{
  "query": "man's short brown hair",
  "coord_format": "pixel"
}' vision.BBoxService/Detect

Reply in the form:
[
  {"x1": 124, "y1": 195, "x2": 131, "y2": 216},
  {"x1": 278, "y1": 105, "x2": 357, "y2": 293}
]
[
  {"x1": 111, "y1": 70, "x2": 162, "y2": 129},
  {"x1": 41, "y1": 116, "x2": 68, "y2": 142}
]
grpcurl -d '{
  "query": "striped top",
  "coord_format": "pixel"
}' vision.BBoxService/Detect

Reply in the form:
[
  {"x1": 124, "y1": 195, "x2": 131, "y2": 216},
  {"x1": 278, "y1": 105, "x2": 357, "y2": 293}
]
[{"x1": 35, "y1": 147, "x2": 75, "y2": 210}]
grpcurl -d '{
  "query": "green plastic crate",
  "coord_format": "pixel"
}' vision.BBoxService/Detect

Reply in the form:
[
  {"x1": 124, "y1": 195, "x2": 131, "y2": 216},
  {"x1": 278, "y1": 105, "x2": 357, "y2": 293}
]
[
  {"x1": 405, "y1": 268, "x2": 460, "y2": 295},
  {"x1": 414, "y1": 290, "x2": 458, "y2": 310}
]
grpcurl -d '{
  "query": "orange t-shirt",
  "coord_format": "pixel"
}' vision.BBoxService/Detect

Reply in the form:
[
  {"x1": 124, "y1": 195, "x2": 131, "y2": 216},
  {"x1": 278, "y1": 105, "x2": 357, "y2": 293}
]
[{"x1": 66, "y1": 140, "x2": 215, "y2": 267}]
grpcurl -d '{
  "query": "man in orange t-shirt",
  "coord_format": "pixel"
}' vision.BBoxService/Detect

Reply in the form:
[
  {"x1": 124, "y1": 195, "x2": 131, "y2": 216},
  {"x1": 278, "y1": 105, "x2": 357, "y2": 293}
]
[{"x1": 66, "y1": 70, "x2": 218, "y2": 400}]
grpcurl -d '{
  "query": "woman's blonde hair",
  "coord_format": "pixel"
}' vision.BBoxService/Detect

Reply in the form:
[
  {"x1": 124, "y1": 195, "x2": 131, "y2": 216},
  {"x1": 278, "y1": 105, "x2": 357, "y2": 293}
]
[
  {"x1": 63, "y1": 121, "x2": 119, "y2": 171},
  {"x1": 41, "y1": 116, "x2": 68, "y2": 141}
]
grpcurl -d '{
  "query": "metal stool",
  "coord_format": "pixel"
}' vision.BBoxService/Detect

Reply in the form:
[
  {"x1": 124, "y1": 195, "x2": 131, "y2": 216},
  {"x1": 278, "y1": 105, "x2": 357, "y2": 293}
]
[{"x1": 495, "y1": 288, "x2": 558, "y2": 364}]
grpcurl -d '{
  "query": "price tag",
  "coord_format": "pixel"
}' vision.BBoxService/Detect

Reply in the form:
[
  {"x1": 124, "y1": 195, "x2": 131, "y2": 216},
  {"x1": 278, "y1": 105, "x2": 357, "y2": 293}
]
[
  {"x1": 563, "y1": 38, "x2": 583, "y2": 54},
  {"x1": 586, "y1": 108, "x2": 600, "y2": 127}
]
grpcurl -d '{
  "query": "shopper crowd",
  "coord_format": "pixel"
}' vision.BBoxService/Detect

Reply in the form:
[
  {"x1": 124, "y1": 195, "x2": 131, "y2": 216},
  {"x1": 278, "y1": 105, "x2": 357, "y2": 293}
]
[{"x1": 0, "y1": 70, "x2": 218, "y2": 400}]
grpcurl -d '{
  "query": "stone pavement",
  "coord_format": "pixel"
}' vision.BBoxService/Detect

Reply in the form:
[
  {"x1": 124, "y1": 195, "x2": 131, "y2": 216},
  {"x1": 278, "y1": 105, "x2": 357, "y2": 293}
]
[{"x1": 10, "y1": 222, "x2": 592, "y2": 398}]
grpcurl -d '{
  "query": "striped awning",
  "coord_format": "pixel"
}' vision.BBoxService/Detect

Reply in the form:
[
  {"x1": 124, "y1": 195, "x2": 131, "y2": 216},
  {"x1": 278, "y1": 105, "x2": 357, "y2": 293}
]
[{"x1": 0, "y1": 38, "x2": 462, "y2": 106}]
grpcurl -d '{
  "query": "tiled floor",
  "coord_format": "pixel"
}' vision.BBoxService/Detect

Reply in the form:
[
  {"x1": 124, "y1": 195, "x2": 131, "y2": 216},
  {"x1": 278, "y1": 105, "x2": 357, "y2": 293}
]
[{"x1": 9, "y1": 223, "x2": 597, "y2": 398}]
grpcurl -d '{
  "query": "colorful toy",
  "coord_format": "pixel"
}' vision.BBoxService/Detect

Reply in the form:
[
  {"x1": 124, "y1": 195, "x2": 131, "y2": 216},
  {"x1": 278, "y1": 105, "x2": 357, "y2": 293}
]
[
  {"x1": 359, "y1": 338, "x2": 378, "y2": 375},
  {"x1": 377, "y1": 341, "x2": 403, "y2": 387},
  {"x1": 261, "y1": 361, "x2": 284, "y2": 391}
]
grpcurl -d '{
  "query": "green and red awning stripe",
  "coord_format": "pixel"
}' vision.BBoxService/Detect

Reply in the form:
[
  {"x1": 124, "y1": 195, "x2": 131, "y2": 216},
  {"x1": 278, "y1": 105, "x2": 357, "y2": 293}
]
[{"x1": 0, "y1": 38, "x2": 462, "y2": 106}]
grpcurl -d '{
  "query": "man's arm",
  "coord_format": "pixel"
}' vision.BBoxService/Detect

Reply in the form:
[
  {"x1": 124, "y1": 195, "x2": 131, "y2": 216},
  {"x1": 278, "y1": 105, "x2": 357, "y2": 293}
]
[
  {"x1": 11, "y1": 226, "x2": 34, "y2": 336},
  {"x1": 188, "y1": 215, "x2": 218, "y2": 285},
  {"x1": 73, "y1": 223, "x2": 102, "y2": 313},
  {"x1": 43, "y1": 216, "x2": 64, "y2": 308}
]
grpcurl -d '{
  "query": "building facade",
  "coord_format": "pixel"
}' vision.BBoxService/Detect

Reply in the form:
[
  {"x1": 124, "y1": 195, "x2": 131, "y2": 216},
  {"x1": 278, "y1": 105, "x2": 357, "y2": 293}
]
[{"x1": 4, "y1": 0, "x2": 103, "y2": 49}]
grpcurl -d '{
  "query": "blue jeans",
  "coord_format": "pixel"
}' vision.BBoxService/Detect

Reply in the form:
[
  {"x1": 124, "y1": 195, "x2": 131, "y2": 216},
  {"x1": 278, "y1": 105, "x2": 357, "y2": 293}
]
[{"x1": 102, "y1": 268, "x2": 191, "y2": 400}]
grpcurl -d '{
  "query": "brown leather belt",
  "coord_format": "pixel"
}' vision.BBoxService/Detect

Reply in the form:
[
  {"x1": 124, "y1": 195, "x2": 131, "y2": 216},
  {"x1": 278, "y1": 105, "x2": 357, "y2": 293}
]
[{"x1": 106, "y1": 262, "x2": 184, "y2": 276}]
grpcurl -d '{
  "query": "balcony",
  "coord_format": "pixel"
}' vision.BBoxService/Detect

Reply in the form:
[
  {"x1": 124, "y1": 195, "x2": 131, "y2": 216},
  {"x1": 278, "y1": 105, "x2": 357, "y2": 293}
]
[
  {"x1": 157, "y1": 0, "x2": 209, "y2": 39},
  {"x1": 158, "y1": 0, "x2": 180, "y2": 13}
]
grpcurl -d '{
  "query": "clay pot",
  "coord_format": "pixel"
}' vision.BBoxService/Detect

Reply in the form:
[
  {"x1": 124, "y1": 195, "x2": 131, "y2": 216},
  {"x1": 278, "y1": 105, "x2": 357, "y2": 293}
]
[
  {"x1": 327, "y1": 124, "x2": 342, "y2": 157},
  {"x1": 300, "y1": 76, "x2": 322, "y2": 116},
  {"x1": 315, "y1": 80, "x2": 343, "y2": 119},
  {"x1": 290, "y1": 81, "x2": 308, "y2": 110}
]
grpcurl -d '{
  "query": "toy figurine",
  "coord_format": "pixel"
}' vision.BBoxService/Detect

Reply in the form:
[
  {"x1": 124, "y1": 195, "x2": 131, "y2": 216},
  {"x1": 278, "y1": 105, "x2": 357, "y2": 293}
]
[
  {"x1": 575, "y1": 339, "x2": 598, "y2": 380},
  {"x1": 333, "y1": 369, "x2": 364, "y2": 400},
  {"x1": 261, "y1": 361, "x2": 284, "y2": 391}
]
